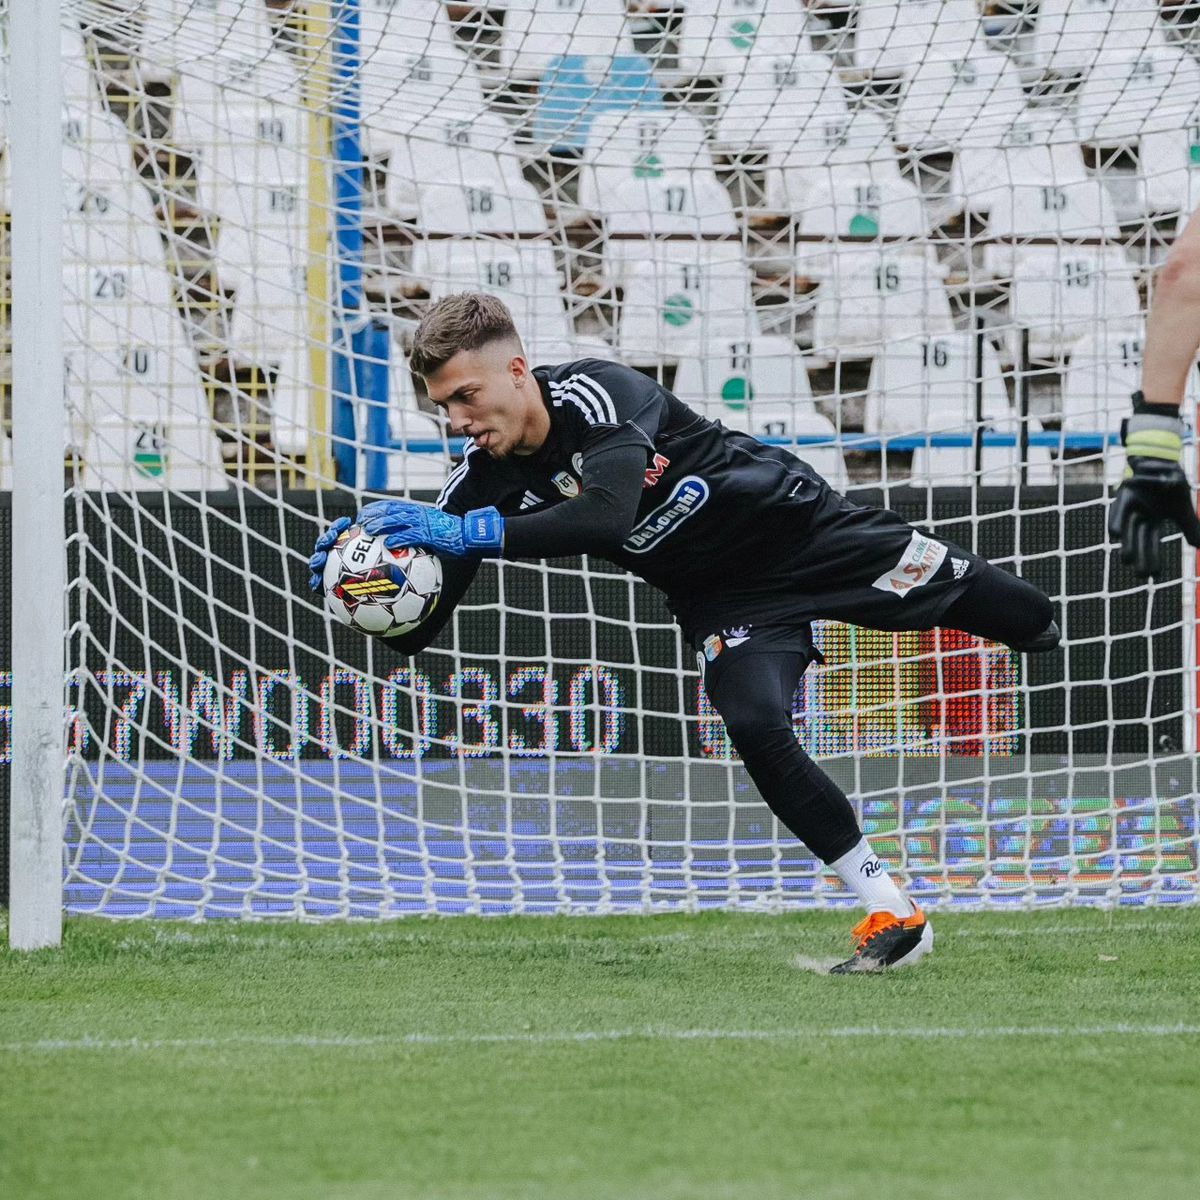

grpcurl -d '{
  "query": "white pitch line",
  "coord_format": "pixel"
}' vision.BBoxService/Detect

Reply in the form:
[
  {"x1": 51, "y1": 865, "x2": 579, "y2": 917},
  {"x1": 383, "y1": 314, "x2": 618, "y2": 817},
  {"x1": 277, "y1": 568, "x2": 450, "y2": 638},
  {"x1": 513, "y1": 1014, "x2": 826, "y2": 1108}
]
[{"x1": 2, "y1": 1024, "x2": 1198, "y2": 1055}]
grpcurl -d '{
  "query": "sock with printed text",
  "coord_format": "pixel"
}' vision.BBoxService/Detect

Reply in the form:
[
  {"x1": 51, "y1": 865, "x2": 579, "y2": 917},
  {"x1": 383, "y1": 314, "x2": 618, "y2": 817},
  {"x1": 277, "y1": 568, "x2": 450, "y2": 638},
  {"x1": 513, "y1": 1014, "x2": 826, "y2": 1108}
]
[{"x1": 829, "y1": 837, "x2": 914, "y2": 916}]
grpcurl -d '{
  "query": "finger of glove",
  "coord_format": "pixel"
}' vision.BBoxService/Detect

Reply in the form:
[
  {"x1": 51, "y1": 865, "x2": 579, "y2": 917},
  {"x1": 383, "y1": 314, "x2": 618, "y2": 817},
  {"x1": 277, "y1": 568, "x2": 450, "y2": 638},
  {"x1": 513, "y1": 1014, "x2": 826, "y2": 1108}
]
[
  {"x1": 1137, "y1": 516, "x2": 1162, "y2": 579},
  {"x1": 382, "y1": 532, "x2": 422, "y2": 550},
  {"x1": 1119, "y1": 508, "x2": 1142, "y2": 569},
  {"x1": 314, "y1": 517, "x2": 350, "y2": 553},
  {"x1": 308, "y1": 549, "x2": 329, "y2": 574},
  {"x1": 361, "y1": 510, "x2": 426, "y2": 537},
  {"x1": 308, "y1": 571, "x2": 324, "y2": 593},
  {"x1": 355, "y1": 501, "x2": 396, "y2": 523},
  {"x1": 1107, "y1": 487, "x2": 1131, "y2": 544},
  {"x1": 1178, "y1": 500, "x2": 1200, "y2": 548}
]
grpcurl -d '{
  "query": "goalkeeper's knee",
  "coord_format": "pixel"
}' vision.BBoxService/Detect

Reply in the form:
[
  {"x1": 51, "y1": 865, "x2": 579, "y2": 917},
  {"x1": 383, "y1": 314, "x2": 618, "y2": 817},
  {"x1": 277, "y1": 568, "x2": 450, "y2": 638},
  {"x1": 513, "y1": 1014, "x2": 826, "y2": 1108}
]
[{"x1": 1005, "y1": 618, "x2": 1061, "y2": 654}]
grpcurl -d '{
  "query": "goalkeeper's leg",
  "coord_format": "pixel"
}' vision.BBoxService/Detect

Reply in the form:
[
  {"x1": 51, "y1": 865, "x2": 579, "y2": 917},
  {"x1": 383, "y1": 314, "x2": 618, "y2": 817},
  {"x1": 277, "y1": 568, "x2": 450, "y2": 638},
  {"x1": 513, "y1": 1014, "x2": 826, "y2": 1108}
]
[
  {"x1": 701, "y1": 644, "x2": 932, "y2": 972},
  {"x1": 939, "y1": 561, "x2": 1060, "y2": 652}
]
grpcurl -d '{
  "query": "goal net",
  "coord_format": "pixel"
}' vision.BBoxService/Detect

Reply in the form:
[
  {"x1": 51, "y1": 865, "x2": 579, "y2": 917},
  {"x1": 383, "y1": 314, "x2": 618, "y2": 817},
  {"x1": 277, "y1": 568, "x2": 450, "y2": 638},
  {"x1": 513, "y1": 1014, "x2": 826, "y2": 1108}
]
[{"x1": 3, "y1": 0, "x2": 1198, "y2": 918}]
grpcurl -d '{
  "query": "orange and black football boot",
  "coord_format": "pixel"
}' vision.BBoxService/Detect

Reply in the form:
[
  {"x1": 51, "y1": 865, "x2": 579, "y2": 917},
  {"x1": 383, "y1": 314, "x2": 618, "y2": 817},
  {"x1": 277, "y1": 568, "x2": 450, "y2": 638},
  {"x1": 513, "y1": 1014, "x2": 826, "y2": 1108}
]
[{"x1": 829, "y1": 906, "x2": 933, "y2": 973}]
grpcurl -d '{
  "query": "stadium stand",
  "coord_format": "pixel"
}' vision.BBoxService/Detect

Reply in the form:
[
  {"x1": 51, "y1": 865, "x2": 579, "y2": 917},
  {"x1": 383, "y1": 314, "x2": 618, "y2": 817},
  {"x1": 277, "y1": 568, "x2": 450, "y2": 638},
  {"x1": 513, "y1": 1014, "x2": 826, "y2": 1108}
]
[
  {"x1": 853, "y1": 0, "x2": 981, "y2": 76},
  {"x1": 614, "y1": 240, "x2": 761, "y2": 364},
  {"x1": 529, "y1": 52, "x2": 664, "y2": 153},
  {"x1": 811, "y1": 245, "x2": 954, "y2": 358},
  {"x1": 1005, "y1": 246, "x2": 1142, "y2": 361}
]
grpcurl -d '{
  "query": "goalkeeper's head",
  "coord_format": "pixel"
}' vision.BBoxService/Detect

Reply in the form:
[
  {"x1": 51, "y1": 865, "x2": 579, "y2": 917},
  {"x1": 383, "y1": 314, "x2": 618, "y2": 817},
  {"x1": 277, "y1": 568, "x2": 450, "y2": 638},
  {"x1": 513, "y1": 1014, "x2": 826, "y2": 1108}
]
[{"x1": 410, "y1": 292, "x2": 548, "y2": 460}]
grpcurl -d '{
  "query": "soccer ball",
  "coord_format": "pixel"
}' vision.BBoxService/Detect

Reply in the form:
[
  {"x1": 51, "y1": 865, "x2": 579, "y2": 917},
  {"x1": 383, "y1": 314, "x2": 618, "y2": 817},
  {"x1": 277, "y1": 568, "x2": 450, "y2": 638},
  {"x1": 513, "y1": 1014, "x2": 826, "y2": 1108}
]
[{"x1": 322, "y1": 525, "x2": 442, "y2": 638}]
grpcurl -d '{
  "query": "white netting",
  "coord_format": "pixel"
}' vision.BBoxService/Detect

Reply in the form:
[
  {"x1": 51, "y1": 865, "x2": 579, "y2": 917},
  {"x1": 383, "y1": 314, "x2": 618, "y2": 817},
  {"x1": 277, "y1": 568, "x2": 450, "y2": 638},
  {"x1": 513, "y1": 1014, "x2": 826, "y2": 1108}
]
[{"x1": 3, "y1": 0, "x2": 1197, "y2": 916}]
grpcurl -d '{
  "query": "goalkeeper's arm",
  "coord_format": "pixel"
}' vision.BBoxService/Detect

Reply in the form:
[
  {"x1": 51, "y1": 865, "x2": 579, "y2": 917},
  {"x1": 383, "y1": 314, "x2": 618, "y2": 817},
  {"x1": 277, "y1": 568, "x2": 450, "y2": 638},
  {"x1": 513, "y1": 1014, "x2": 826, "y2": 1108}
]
[
  {"x1": 1108, "y1": 204, "x2": 1200, "y2": 577},
  {"x1": 359, "y1": 442, "x2": 649, "y2": 561}
]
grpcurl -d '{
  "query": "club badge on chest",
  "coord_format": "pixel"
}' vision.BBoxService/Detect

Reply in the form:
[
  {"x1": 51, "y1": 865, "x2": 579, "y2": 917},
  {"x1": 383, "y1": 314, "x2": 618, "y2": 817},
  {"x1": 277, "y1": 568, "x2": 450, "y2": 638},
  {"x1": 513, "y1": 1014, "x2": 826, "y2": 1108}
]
[{"x1": 552, "y1": 453, "x2": 585, "y2": 498}]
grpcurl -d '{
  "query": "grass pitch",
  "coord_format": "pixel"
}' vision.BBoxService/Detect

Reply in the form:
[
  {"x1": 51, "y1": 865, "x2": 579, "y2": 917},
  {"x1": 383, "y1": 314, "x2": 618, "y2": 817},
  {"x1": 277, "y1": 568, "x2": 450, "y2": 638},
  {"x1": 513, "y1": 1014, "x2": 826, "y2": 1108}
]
[{"x1": 2, "y1": 907, "x2": 1198, "y2": 1200}]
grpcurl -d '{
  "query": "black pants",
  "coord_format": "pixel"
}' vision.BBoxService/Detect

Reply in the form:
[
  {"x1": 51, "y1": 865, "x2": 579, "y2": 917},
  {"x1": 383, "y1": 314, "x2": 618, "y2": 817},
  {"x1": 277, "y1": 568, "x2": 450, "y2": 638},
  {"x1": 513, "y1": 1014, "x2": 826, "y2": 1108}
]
[{"x1": 701, "y1": 563, "x2": 1056, "y2": 864}]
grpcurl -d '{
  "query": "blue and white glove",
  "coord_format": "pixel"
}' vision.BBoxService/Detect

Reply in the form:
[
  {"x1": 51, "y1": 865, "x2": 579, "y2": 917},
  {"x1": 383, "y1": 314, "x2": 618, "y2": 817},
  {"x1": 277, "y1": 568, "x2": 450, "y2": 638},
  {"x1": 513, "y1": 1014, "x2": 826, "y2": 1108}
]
[
  {"x1": 357, "y1": 500, "x2": 504, "y2": 558},
  {"x1": 308, "y1": 516, "x2": 352, "y2": 592}
]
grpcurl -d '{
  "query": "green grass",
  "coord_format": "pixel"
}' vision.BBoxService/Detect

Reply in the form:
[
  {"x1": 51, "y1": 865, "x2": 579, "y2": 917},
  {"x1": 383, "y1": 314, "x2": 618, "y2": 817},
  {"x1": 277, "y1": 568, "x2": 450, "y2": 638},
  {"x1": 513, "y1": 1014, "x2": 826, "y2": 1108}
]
[{"x1": 2, "y1": 908, "x2": 1199, "y2": 1200}]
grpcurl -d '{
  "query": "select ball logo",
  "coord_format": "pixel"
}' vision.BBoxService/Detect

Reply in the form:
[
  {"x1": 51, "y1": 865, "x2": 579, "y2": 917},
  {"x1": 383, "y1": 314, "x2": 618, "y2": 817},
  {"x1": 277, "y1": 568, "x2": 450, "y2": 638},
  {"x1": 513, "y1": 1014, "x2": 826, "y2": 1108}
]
[{"x1": 323, "y1": 526, "x2": 442, "y2": 637}]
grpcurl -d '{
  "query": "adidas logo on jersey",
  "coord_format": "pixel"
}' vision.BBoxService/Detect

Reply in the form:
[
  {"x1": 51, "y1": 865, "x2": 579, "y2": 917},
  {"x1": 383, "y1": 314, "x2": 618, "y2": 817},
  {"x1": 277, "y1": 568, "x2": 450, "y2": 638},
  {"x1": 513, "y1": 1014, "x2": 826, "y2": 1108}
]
[{"x1": 952, "y1": 557, "x2": 969, "y2": 580}]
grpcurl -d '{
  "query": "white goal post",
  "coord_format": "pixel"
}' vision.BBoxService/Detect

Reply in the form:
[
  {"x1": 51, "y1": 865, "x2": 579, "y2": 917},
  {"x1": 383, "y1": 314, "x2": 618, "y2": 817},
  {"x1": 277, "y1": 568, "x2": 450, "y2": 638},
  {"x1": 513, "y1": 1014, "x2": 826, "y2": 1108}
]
[{"x1": 5, "y1": 1, "x2": 1200, "y2": 943}]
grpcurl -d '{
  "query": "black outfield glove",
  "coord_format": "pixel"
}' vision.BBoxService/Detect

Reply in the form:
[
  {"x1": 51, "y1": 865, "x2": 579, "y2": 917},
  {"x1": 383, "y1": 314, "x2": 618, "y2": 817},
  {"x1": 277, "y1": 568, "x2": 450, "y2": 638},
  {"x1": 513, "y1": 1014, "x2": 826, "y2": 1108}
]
[{"x1": 1107, "y1": 393, "x2": 1200, "y2": 578}]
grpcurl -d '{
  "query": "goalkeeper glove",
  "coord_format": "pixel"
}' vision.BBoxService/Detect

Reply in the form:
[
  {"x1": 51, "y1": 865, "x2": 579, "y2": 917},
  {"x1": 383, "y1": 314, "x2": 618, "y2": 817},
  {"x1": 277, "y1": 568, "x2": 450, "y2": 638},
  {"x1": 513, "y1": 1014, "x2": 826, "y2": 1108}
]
[
  {"x1": 357, "y1": 499, "x2": 504, "y2": 558},
  {"x1": 1107, "y1": 392, "x2": 1200, "y2": 578},
  {"x1": 308, "y1": 516, "x2": 352, "y2": 592}
]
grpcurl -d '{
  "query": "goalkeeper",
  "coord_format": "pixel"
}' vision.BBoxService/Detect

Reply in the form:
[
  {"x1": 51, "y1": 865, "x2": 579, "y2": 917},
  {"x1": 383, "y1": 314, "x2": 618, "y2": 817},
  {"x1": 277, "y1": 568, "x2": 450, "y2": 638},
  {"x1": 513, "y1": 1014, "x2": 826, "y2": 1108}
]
[
  {"x1": 1108, "y1": 202, "x2": 1200, "y2": 577},
  {"x1": 310, "y1": 293, "x2": 1060, "y2": 973}
]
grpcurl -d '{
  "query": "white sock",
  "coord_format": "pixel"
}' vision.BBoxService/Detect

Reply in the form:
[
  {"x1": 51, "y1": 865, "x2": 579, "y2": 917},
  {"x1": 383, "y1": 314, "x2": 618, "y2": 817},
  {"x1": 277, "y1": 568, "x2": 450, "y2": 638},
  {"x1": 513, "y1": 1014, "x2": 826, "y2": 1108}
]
[{"x1": 828, "y1": 838, "x2": 914, "y2": 916}]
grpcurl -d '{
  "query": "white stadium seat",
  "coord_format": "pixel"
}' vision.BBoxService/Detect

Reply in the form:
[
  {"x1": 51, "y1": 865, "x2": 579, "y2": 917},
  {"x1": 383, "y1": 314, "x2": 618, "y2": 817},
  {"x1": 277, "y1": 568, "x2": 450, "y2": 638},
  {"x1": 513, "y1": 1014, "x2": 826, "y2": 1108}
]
[
  {"x1": 865, "y1": 334, "x2": 1051, "y2": 485},
  {"x1": 1031, "y1": 0, "x2": 1164, "y2": 76},
  {"x1": 673, "y1": 0, "x2": 816, "y2": 83},
  {"x1": 765, "y1": 108, "x2": 906, "y2": 215},
  {"x1": 382, "y1": 112, "x2": 532, "y2": 220},
  {"x1": 387, "y1": 364, "x2": 454, "y2": 494},
  {"x1": 1006, "y1": 247, "x2": 1141, "y2": 361},
  {"x1": 801, "y1": 172, "x2": 928, "y2": 242},
  {"x1": 411, "y1": 239, "x2": 574, "y2": 354},
  {"x1": 498, "y1": 0, "x2": 632, "y2": 80},
  {"x1": 713, "y1": 41, "x2": 848, "y2": 156},
  {"x1": 615, "y1": 241, "x2": 761, "y2": 364},
  {"x1": 982, "y1": 167, "x2": 1122, "y2": 277},
  {"x1": 893, "y1": 45, "x2": 1027, "y2": 154},
  {"x1": 1138, "y1": 125, "x2": 1200, "y2": 217},
  {"x1": 811, "y1": 246, "x2": 953, "y2": 358},
  {"x1": 579, "y1": 108, "x2": 717, "y2": 215},
  {"x1": 951, "y1": 107, "x2": 1092, "y2": 221},
  {"x1": 358, "y1": 1, "x2": 487, "y2": 133},
  {"x1": 854, "y1": 0, "x2": 980, "y2": 76},
  {"x1": 1075, "y1": 46, "x2": 1200, "y2": 147},
  {"x1": 134, "y1": 0, "x2": 275, "y2": 80},
  {"x1": 597, "y1": 167, "x2": 739, "y2": 240}
]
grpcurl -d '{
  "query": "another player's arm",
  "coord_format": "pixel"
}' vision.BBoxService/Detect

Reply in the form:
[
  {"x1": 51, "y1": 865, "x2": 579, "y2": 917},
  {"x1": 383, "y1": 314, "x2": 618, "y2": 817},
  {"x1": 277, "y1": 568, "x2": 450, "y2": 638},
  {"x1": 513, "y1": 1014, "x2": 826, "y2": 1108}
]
[{"x1": 1109, "y1": 205, "x2": 1200, "y2": 576}]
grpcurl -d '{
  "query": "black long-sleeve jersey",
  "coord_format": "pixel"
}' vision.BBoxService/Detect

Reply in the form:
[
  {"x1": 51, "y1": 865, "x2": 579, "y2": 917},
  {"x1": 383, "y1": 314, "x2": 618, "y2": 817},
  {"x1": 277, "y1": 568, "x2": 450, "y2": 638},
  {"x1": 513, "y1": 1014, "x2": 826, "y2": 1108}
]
[{"x1": 387, "y1": 356, "x2": 984, "y2": 655}]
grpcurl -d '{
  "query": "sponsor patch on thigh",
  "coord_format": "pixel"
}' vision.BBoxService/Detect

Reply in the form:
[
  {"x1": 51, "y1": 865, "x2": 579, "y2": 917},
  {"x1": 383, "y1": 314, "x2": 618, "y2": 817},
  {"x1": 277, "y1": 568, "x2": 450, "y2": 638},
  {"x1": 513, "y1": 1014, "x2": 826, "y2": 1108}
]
[{"x1": 871, "y1": 530, "x2": 948, "y2": 598}]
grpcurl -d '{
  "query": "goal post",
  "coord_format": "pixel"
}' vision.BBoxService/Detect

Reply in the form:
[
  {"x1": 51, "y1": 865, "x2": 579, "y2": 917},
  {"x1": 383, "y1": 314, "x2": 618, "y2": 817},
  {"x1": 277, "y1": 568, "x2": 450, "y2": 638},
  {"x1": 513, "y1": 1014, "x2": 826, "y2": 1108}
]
[
  {"x1": 8, "y1": 0, "x2": 65, "y2": 950},
  {"x1": 4, "y1": 0, "x2": 1200, "y2": 932}
]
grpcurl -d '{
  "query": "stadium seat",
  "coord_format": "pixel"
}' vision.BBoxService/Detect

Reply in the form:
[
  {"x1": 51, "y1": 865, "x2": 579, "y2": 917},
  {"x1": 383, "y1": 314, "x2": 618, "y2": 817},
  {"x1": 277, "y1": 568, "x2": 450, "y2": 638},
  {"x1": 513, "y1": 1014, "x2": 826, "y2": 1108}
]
[
  {"x1": 381, "y1": 112, "x2": 533, "y2": 221},
  {"x1": 712, "y1": 39, "x2": 847, "y2": 155},
  {"x1": 811, "y1": 246, "x2": 953, "y2": 359},
  {"x1": 673, "y1": 0, "x2": 816, "y2": 83},
  {"x1": 386, "y1": 364, "x2": 454, "y2": 494},
  {"x1": 411, "y1": 239, "x2": 575, "y2": 354},
  {"x1": 579, "y1": 108, "x2": 716, "y2": 215},
  {"x1": 853, "y1": 0, "x2": 980, "y2": 76},
  {"x1": 614, "y1": 241, "x2": 761, "y2": 364},
  {"x1": 357, "y1": 2, "x2": 487, "y2": 135},
  {"x1": 1137, "y1": 126, "x2": 1200, "y2": 216},
  {"x1": 1056, "y1": 323, "x2": 1200, "y2": 484},
  {"x1": 892, "y1": 44, "x2": 1027, "y2": 154},
  {"x1": 672, "y1": 336, "x2": 849, "y2": 489},
  {"x1": 950, "y1": 107, "x2": 1092, "y2": 222},
  {"x1": 982, "y1": 166, "x2": 1122, "y2": 278},
  {"x1": 1075, "y1": 45, "x2": 1200, "y2": 147},
  {"x1": 801, "y1": 172, "x2": 929, "y2": 242},
  {"x1": 596, "y1": 167, "x2": 739, "y2": 242},
  {"x1": 765, "y1": 108, "x2": 906, "y2": 215},
  {"x1": 132, "y1": 0, "x2": 275, "y2": 81},
  {"x1": 529, "y1": 53, "x2": 663, "y2": 153},
  {"x1": 1005, "y1": 247, "x2": 1141, "y2": 361},
  {"x1": 499, "y1": 0, "x2": 632, "y2": 81},
  {"x1": 865, "y1": 333, "x2": 1052, "y2": 485},
  {"x1": 1031, "y1": 0, "x2": 1165, "y2": 76}
]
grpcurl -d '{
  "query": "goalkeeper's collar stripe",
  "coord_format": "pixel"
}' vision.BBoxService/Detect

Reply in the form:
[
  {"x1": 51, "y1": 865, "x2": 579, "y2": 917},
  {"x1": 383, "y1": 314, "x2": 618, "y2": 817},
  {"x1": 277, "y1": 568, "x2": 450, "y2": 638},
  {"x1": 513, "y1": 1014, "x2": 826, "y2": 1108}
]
[
  {"x1": 549, "y1": 373, "x2": 618, "y2": 425},
  {"x1": 436, "y1": 442, "x2": 476, "y2": 508}
]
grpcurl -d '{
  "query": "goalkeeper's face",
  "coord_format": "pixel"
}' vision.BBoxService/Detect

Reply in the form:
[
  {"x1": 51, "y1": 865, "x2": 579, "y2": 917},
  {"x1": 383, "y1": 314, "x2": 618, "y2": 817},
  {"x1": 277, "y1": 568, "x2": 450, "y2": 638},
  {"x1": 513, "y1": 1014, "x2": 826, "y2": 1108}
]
[{"x1": 423, "y1": 341, "x2": 549, "y2": 460}]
